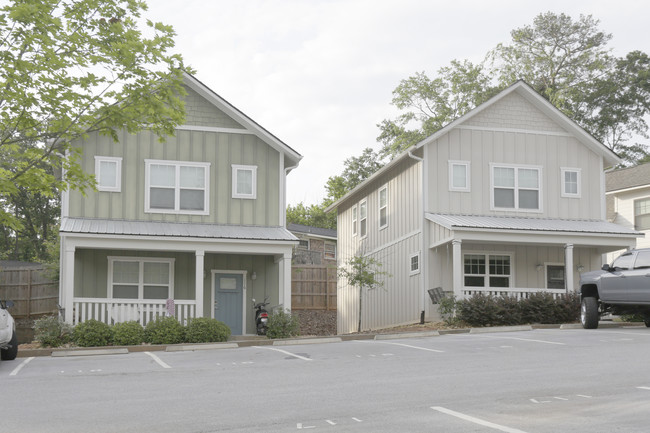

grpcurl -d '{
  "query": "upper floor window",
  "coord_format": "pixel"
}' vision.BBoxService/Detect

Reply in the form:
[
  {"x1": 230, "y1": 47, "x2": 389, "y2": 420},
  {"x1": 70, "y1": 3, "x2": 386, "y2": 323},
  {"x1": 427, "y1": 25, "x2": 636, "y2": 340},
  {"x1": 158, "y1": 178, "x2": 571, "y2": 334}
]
[
  {"x1": 379, "y1": 186, "x2": 388, "y2": 229},
  {"x1": 449, "y1": 161, "x2": 470, "y2": 192},
  {"x1": 561, "y1": 168, "x2": 581, "y2": 198},
  {"x1": 108, "y1": 257, "x2": 174, "y2": 300},
  {"x1": 95, "y1": 156, "x2": 122, "y2": 192},
  {"x1": 359, "y1": 199, "x2": 367, "y2": 238},
  {"x1": 232, "y1": 165, "x2": 257, "y2": 199},
  {"x1": 635, "y1": 198, "x2": 650, "y2": 230},
  {"x1": 324, "y1": 242, "x2": 336, "y2": 260},
  {"x1": 490, "y1": 164, "x2": 542, "y2": 211},
  {"x1": 352, "y1": 205, "x2": 358, "y2": 236},
  {"x1": 145, "y1": 160, "x2": 210, "y2": 215}
]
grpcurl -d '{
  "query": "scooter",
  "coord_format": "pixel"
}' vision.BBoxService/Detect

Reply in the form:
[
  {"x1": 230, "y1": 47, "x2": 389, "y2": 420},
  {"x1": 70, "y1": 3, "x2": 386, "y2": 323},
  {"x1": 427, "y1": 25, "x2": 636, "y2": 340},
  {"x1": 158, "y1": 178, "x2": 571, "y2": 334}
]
[{"x1": 252, "y1": 297, "x2": 270, "y2": 335}]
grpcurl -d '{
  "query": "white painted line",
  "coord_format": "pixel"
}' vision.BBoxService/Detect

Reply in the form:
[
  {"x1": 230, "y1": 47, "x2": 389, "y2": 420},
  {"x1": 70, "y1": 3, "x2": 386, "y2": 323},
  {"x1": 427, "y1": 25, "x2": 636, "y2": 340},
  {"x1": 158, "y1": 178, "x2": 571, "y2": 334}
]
[
  {"x1": 554, "y1": 397, "x2": 568, "y2": 401},
  {"x1": 9, "y1": 357, "x2": 34, "y2": 376},
  {"x1": 296, "y1": 423, "x2": 315, "y2": 429},
  {"x1": 144, "y1": 351, "x2": 171, "y2": 369},
  {"x1": 358, "y1": 340, "x2": 444, "y2": 353},
  {"x1": 255, "y1": 346, "x2": 313, "y2": 361},
  {"x1": 577, "y1": 395, "x2": 592, "y2": 398},
  {"x1": 325, "y1": 420, "x2": 336, "y2": 425},
  {"x1": 352, "y1": 417, "x2": 363, "y2": 422},
  {"x1": 530, "y1": 399, "x2": 539, "y2": 403},
  {"x1": 637, "y1": 386, "x2": 650, "y2": 391},
  {"x1": 471, "y1": 335, "x2": 565, "y2": 346},
  {"x1": 431, "y1": 407, "x2": 528, "y2": 433}
]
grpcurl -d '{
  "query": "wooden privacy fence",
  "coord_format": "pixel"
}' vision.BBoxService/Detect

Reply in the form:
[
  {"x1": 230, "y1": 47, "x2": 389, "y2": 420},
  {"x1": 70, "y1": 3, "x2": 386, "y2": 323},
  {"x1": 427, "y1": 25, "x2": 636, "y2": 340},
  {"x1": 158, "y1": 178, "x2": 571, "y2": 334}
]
[
  {"x1": 291, "y1": 265, "x2": 337, "y2": 310},
  {"x1": 0, "y1": 266, "x2": 59, "y2": 318}
]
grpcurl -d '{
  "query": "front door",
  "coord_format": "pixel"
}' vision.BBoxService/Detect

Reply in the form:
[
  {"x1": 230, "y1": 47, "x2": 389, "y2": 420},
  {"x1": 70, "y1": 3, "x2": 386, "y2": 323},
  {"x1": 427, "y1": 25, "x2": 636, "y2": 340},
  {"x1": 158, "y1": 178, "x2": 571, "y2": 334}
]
[{"x1": 213, "y1": 273, "x2": 243, "y2": 335}]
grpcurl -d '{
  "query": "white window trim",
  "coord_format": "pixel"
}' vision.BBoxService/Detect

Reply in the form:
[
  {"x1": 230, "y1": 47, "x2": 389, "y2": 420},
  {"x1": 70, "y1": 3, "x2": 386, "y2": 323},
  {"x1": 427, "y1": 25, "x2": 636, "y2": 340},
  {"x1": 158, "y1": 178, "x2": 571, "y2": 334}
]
[
  {"x1": 107, "y1": 256, "x2": 175, "y2": 300},
  {"x1": 324, "y1": 241, "x2": 336, "y2": 260},
  {"x1": 144, "y1": 159, "x2": 210, "y2": 215},
  {"x1": 448, "y1": 160, "x2": 471, "y2": 192},
  {"x1": 379, "y1": 185, "x2": 388, "y2": 230},
  {"x1": 462, "y1": 251, "x2": 514, "y2": 289},
  {"x1": 232, "y1": 164, "x2": 258, "y2": 199},
  {"x1": 489, "y1": 163, "x2": 543, "y2": 213},
  {"x1": 351, "y1": 205, "x2": 358, "y2": 237},
  {"x1": 359, "y1": 199, "x2": 368, "y2": 239},
  {"x1": 95, "y1": 156, "x2": 122, "y2": 192},
  {"x1": 561, "y1": 167, "x2": 581, "y2": 198},
  {"x1": 409, "y1": 252, "x2": 420, "y2": 276}
]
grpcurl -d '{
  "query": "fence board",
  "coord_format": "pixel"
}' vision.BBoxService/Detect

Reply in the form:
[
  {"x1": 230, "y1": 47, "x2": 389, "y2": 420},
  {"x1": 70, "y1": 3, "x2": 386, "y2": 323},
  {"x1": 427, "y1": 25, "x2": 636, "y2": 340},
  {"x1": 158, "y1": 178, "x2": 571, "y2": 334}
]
[
  {"x1": 0, "y1": 266, "x2": 58, "y2": 318},
  {"x1": 291, "y1": 265, "x2": 337, "y2": 310}
]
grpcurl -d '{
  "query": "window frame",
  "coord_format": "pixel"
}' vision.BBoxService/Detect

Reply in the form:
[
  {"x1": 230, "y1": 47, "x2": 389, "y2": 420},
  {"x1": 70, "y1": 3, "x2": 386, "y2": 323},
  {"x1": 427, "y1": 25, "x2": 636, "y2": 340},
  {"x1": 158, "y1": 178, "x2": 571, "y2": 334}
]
[
  {"x1": 409, "y1": 252, "x2": 420, "y2": 276},
  {"x1": 297, "y1": 239, "x2": 310, "y2": 250},
  {"x1": 231, "y1": 164, "x2": 258, "y2": 199},
  {"x1": 324, "y1": 241, "x2": 336, "y2": 260},
  {"x1": 448, "y1": 160, "x2": 471, "y2": 192},
  {"x1": 351, "y1": 205, "x2": 358, "y2": 237},
  {"x1": 359, "y1": 199, "x2": 368, "y2": 239},
  {"x1": 489, "y1": 163, "x2": 543, "y2": 212},
  {"x1": 144, "y1": 159, "x2": 210, "y2": 215},
  {"x1": 379, "y1": 185, "x2": 388, "y2": 230},
  {"x1": 634, "y1": 197, "x2": 650, "y2": 231},
  {"x1": 95, "y1": 156, "x2": 122, "y2": 192},
  {"x1": 561, "y1": 167, "x2": 581, "y2": 198},
  {"x1": 463, "y1": 252, "x2": 513, "y2": 288},
  {"x1": 545, "y1": 263, "x2": 566, "y2": 290},
  {"x1": 107, "y1": 256, "x2": 175, "y2": 300}
]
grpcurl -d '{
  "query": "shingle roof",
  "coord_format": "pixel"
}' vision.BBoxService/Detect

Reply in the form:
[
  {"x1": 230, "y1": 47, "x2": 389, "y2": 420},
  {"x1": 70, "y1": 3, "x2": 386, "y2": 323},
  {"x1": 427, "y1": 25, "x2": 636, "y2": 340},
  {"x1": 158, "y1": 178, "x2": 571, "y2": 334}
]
[
  {"x1": 60, "y1": 218, "x2": 298, "y2": 241},
  {"x1": 606, "y1": 163, "x2": 650, "y2": 192},
  {"x1": 287, "y1": 223, "x2": 337, "y2": 239}
]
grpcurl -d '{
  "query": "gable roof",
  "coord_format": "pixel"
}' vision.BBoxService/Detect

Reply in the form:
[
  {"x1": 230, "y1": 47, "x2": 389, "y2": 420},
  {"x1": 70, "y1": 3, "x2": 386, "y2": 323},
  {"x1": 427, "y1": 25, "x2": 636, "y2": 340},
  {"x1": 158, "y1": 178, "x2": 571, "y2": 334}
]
[
  {"x1": 606, "y1": 162, "x2": 650, "y2": 193},
  {"x1": 287, "y1": 223, "x2": 337, "y2": 240},
  {"x1": 182, "y1": 72, "x2": 302, "y2": 169}
]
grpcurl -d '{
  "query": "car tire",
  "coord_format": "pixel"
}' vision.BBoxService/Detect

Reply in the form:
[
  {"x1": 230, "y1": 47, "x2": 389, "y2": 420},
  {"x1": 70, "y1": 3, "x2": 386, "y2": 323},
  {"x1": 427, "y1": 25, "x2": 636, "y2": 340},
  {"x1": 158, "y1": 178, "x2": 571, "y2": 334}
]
[
  {"x1": 1, "y1": 330, "x2": 18, "y2": 360},
  {"x1": 581, "y1": 297, "x2": 599, "y2": 329}
]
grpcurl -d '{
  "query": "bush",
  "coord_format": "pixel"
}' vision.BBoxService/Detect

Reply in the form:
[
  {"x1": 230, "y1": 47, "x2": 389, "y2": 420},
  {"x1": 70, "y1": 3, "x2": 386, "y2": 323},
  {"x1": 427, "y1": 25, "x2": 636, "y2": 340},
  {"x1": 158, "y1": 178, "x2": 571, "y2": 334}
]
[
  {"x1": 73, "y1": 319, "x2": 113, "y2": 347},
  {"x1": 33, "y1": 315, "x2": 73, "y2": 347},
  {"x1": 185, "y1": 317, "x2": 231, "y2": 343},
  {"x1": 266, "y1": 309, "x2": 300, "y2": 339},
  {"x1": 113, "y1": 321, "x2": 145, "y2": 346},
  {"x1": 144, "y1": 316, "x2": 185, "y2": 344}
]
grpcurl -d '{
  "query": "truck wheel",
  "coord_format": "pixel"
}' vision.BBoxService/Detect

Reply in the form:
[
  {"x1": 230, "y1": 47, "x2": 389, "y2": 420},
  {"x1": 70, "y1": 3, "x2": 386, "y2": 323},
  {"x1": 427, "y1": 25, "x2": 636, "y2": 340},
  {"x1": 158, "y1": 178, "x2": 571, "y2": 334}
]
[
  {"x1": 1, "y1": 330, "x2": 18, "y2": 360},
  {"x1": 581, "y1": 297, "x2": 599, "y2": 329}
]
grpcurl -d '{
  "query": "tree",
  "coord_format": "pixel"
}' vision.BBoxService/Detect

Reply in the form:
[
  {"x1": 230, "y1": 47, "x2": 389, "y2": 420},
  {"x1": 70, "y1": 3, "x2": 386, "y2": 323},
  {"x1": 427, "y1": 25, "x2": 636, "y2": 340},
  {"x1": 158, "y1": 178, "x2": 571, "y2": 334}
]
[
  {"x1": 286, "y1": 201, "x2": 336, "y2": 230},
  {"x1": 338, "y1": 255, "x2": 388, "y2": 333},
  {"x1": 0, "y1": 0, "x2": 189, "y2": 232}
]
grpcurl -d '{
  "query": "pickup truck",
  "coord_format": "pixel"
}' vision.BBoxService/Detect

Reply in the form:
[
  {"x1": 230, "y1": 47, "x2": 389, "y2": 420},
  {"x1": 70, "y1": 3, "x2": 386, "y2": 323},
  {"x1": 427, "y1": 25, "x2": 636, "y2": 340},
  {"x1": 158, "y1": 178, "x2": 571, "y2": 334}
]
[
  {"x1": 579, "y1": 248, "x2": 650, "y2": 329},
  {"x1": 0, "y1": 299, "x2": 17, "y2": 360}
]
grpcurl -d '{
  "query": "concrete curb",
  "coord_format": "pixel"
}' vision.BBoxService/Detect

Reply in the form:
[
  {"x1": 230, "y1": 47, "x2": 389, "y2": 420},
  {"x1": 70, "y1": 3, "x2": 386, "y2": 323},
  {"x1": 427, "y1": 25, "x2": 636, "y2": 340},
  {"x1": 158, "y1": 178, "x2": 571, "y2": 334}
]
[
  {"x1": 274, "y1": 337, "x2": 341, "y2": 346},
  {"x1": 375, "y1": 331, "x2": 440, "y2": 340},
  {"x1": 52, "y1": 348, "x2": 128, "y2": 357},
  {"x1": 166, "y1": 343, "x2": 238, "y2": 352},
  {"x1": 470, "y1": 325, "x2": 533, "y2": 334}
]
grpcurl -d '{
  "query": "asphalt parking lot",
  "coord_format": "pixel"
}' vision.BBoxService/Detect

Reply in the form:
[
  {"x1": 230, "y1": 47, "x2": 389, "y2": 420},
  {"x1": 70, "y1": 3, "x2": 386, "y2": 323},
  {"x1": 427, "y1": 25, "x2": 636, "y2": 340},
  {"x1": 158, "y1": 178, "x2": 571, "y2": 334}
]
[{"x1": 3, "y1": 326, "x2": 650, "y2": 432}]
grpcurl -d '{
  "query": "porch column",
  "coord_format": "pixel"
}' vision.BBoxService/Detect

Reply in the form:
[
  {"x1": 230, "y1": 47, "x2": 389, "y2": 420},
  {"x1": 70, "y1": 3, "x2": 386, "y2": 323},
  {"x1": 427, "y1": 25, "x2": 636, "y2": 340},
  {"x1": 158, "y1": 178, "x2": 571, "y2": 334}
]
[
  {"x1": 278, "y1": 252, "x2": 292, "y2": 311},
  {"x1": 452, "y1": 239, "x2": 462, "y2": 298},
  {"x1": 195, "y1": 250, "x2": 204, "y2": 318},
  {"x1": 565, "y1": 243, "x2": 574, "y2": 293},
  {"x1": 62, "y1": 244, "x2": 75, "y2": 324}
]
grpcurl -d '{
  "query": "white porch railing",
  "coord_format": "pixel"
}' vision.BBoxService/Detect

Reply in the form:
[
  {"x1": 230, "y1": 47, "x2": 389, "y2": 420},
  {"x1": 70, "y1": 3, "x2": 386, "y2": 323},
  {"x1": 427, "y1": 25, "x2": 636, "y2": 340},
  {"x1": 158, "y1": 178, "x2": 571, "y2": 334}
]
[
  {"x1": 461, "y1": 287, "x2": 568, "y2": 300},
  {"x1": 72, "y1": 298, "x2": 196, "y2": 326}
]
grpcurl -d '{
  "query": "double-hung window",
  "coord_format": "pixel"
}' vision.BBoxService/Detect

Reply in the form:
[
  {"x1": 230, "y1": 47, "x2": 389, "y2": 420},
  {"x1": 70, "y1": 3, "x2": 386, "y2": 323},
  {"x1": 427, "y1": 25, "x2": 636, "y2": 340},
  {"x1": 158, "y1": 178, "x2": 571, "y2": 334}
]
[
  {"x1": 145, "y1": 160, "x2": 210, "y2": 215},
  {"x1": 449, "y1": 161, "x2": 470, "y2": 192},
  {"x1": 379, "y1": 186, "x2": 388, "y2": 229},
  {"x1": 95, "y1": 156, "x2": 122, "y2": 192},
  {"x1": 491, "y1": 164, "x2": 542, "y2": 211},
  {"x1": 464, "y1": 254, "x2": 511, "y2": 288},
  {"x1": 561, "y1": 168, "x2": 581, "y2": 198},
  {"x1": 359, "y1": 199, "x2": 367, "y2": 238},
  {"x1": 324, "y1": 242, "x2": 336, "y2": 260},
  {"x1": 634, "y1": 198, "x2": 650, "y2": 230},
  {"x1": 109, "y1": 257, "x2": 174, "y2": 300},
  {"x1": 232, "y1": 165, "x2": 257, "y2": 199},
  {"x1": 352, "y1": 205, "x2": 358, "y2": 236}
]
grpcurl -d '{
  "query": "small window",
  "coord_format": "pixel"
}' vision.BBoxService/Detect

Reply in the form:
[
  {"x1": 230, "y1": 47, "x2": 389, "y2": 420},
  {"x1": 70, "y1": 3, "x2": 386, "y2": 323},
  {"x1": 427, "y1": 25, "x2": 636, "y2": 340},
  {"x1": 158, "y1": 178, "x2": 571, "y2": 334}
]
[
  {"x1": 561, "y1": 168, "x2": 581, "y2": 198},
  {"x1": 232, "y1": 165, "x2": 257, "y2": 199},
  {"x1": 546, "y1": 265, "x2": 565, "y2": 289},
  {"x1": 297, "y1": 239, "x2": 309, "y2": 249},
  {"x1": 324, "y1": 242, "x2": 336, "y2": 260},
  {"x1": 449, "y1": 161, "x2": 470, "y2": 192},
  {"x1": 410, "y1": 253, "x2": 420, "y2": 275},
  {"x1": 359, "y1": 199, "x2": 367, "y2": 238},
  {"x1": 634, "y1": 198, "x2": 650, "y2": 230},
  {"x1": 95, "y1": 156, "x2": 122, "y2": 192},
  {"x1": 379, "y1": 186, "x2": 388, "y2": 229},
  {"x1": 352, "y1": 205, "x2": 358, "y2": 236}
]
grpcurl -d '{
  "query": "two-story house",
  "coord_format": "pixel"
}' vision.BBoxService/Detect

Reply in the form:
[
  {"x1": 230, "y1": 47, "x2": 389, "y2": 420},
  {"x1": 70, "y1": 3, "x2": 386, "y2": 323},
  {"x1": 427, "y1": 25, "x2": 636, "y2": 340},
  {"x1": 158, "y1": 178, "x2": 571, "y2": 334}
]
[
  {"x1": 58, "y1": 72, "x2": 302, "y2": 335},
  {"x1": 287, "y1": 223, "x2": 337, "y2": 265},
  {"x1": 328, "y1": 81, "x2": 641, "y2": 334}
]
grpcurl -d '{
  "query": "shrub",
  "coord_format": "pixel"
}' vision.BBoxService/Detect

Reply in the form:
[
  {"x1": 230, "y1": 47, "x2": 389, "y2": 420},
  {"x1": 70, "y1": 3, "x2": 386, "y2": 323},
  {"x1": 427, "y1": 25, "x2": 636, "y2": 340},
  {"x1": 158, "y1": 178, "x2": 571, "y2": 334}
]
[
  {"x1": 266, "y1": 309, "x2": 300, "y2": 339},
  {"x1": 33, "y1": 315, "x2": 73, "y2": 347},
  {"x1": 144, "y1": 316, "x2": 185, "y2": 344},
  {"x1": 73, "y1": 319, "x2": 113, "y2": 347},
  {"x1": 186, "y1": 317, "x2": 231, "y2": 343},
  {"x1": 113, "y1": 321, "x2": 145, "y2": 346}
]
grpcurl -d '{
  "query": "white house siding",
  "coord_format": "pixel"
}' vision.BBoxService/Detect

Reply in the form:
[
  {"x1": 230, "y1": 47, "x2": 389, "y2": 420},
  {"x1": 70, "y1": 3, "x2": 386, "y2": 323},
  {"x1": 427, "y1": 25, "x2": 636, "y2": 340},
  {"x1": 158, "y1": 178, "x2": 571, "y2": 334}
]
[
  {"x1": 337, "y1": 158, "x2": 423, "y2": 334},
  {"x1": 606, "y1": 187, "x2": 650, "y2": 263}
]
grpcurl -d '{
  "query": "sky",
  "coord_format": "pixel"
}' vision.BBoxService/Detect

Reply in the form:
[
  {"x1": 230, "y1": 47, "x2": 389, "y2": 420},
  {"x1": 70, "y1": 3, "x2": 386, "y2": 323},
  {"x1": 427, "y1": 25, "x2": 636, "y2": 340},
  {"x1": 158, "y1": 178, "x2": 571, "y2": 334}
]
[{"x1": 145, "y1": 0, "x2": 650, "y2": 206}]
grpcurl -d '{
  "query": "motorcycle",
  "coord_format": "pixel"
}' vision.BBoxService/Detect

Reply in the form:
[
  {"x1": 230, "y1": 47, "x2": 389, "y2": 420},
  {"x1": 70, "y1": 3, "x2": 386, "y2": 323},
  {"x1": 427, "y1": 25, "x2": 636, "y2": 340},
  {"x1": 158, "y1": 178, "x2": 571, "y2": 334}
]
[{"x1": 252, "y1": 297, "x2": 270, "y2": 335}]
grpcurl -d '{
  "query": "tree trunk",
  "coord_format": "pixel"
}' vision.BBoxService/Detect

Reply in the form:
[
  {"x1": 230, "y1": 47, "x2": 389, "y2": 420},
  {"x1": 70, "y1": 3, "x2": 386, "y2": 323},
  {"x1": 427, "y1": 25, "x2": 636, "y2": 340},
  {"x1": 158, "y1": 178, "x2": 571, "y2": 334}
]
[{"x1": 357, "y1": 285, "x2": 362, "y2": 333}]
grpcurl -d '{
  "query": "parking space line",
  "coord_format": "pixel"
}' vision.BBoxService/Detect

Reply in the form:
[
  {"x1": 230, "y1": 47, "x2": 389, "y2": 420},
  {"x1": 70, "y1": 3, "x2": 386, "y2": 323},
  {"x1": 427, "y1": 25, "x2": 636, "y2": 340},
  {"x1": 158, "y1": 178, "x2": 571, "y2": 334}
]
[
  {"x1": 144, "y1": 351, "x2": 172, "y2": 369},
  {"x1": 358, "y1": 340, "x2": 444, "y2": 353},
  {"x1": 431, "y1": 406, "x2": 528, "y2": 433},
  {"x1": 470, "y1": 335, "x2": 565, "y2": 346},
  {"x1": 9, "y1": 357, "x2": 34, "y2": 376},
  {"x1": 637, "y1": 386, "x2": 650, "y2": 391},
  {"x1": 255, "y1": 346, "x2": 312, "y2": 361}
]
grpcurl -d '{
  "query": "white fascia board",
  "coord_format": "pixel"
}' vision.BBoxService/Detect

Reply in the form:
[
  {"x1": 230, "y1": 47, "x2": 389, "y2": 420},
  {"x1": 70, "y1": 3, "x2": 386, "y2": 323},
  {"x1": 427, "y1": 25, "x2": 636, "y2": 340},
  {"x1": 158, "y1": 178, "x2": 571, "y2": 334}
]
[
  {"x1": 451, "y1": 227, "x2": 641, "y2": 246},
  {"x1": 292, "y1": 233, "x2": 337, "y2": 241},
  {"x1": 606, "y1": 184, "x2": 650, "y2": 195}
]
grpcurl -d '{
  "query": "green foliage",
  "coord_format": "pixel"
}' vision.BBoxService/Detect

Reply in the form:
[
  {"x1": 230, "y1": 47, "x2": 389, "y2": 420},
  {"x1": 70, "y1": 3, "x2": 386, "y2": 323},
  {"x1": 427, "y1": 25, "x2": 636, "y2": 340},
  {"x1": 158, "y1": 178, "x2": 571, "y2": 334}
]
[
  {"x1": 73, "y1": 319, "x2": 113, "y2": 347},
  {"x1": 286, "y1": 201, "x2": 336, "y2": 229},
  {"x1": 339, "y1": 255, "x2": 389, "y2": 332},
  {"x1": 266, "y1": 309, "x2": 300, "y2": 339},
  {"x1": 144, "y1": 316, "x2": 185, "y2": 345},
  {"x1": 185, "y1": 317, "x2": 231, "y2": 343},
  {"x1": 112, "y1": 321, "x2": 145, "y2": 346},
  {"x1": 33, "y1": 315, "x2": 73, "y2": 347}
]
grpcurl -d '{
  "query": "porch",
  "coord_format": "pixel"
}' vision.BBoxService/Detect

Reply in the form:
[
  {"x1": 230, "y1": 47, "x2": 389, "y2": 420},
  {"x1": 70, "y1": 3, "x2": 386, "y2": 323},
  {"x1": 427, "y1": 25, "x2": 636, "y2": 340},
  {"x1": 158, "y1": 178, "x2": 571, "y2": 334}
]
[{"x1": 71, "y1": 298, "x2": 196, "y2": 326}]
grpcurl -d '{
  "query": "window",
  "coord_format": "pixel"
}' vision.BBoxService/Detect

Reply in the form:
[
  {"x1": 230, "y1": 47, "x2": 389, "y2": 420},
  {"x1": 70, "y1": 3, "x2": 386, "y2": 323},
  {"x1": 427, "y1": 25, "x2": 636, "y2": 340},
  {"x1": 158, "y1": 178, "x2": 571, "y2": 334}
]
[
  {"x1": 634, "y1": 251, "x2": 650, "y2": 269},
  {"x1": 491, "y1": 164, "x2": 541, "y2": 211},
  {"x1": 463, "y1": 254, "x2": 511, "y2": 288},
  {"x1": 561, "y1": 168, "x2": 581, "y2": 198},
  {"x1": 352, "y1": 205, "x2": 358, "y2": 236},
  {"x1": 612, "y1": 252, "x2": 634, "y2": 270},
  {"x1": 410, "y1": 252, "x2": 420, "y2": 275},
  {"x1": 95, "y1": 156, "x2": 122, "y2": 192},
  {"x1": 449, "y1": 161, "x2": 470, "y2": 192},
  {"x1": 546, "y1": 265, "x2": 565, "y2": 289},
  {"x1": 108, "y1": 257, "x2": 174, "y2": 300},
  {"x1": 359, "y1": 199, "x2": 367, "y2": 238},
  {"x1": 634, "y1": 198, "x2": 650, "y2": 230},
  {"x1": 324, "y1": 242, "x2": 336, "y2": 260},
  {"x1": 145, "y1": 160, "x2": 210, "y2": 214},
  {"x1": 232, "y1": 165, "x2": 257, "y2": 199},
  {"x1": 297, "y1": 239, "x2": 309, "y2": 249},
  {"x1": 379, "y1": 186, "x2": 388, "y2": 229}
]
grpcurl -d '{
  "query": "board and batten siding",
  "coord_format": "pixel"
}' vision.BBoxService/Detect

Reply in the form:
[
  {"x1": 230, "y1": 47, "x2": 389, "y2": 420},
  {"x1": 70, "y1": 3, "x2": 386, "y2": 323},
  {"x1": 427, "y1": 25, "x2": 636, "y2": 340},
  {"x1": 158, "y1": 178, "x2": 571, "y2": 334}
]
[
  {"x1": 607, "y1": 188, "x2": 650, "y2": 263},
  {"x1": 337, "y1": 157, "x2": 423, "y2": 334}
]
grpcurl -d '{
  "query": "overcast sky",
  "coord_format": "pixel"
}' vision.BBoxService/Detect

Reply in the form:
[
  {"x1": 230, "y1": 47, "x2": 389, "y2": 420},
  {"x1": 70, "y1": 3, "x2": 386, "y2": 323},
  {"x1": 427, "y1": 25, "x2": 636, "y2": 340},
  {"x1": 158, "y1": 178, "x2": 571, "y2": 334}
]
[{"x1": 146, "y1": 0, "x2": 650, "y2": 206}]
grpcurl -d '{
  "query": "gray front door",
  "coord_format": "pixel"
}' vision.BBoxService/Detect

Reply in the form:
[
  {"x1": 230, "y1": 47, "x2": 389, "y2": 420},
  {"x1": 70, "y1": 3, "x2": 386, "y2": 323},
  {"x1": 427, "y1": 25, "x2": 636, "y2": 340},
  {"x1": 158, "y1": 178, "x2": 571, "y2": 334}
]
[{"x1": 214, "y1": 273, "x2": 243, "y2": 335}]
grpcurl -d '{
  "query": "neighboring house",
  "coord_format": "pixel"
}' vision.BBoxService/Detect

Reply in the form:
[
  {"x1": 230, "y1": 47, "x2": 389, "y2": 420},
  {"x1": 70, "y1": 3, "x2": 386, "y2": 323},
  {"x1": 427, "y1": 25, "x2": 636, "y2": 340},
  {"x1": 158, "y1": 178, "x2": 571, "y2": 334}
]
[
  {"x1": 327, "y1": 80, "x2": 642, "y2": 334},
  {"x1": 59, "y1": 72, "x2": 302, "y2": 335},
  {"x1": 287, "y1": 223, "x2": 337, "y2": 265},
  {"x1": 605, "y1": 162, "x2": 650, "y2": 263}
]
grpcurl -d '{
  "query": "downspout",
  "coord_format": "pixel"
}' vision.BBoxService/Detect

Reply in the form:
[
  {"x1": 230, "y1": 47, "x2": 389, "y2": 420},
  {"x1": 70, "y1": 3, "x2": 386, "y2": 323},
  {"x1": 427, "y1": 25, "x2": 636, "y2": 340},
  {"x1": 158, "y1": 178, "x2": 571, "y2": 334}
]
[{"x1": 407, "y1": 151, "x2": 426, "y2": 323}]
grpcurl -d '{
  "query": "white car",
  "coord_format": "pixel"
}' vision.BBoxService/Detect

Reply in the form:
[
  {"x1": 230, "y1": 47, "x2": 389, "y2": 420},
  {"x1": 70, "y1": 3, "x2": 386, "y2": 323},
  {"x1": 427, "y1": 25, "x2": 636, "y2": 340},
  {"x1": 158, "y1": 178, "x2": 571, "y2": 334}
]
[{"x1": 0, "y1": 300, "x2": 17, "y2": 360}]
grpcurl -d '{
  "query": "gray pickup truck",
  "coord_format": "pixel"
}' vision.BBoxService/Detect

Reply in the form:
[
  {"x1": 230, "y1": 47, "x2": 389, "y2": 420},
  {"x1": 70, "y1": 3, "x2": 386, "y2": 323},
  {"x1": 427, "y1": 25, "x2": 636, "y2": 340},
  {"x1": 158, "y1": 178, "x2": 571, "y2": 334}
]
[{"x1": 579, "y1": 248, "x2": 650, "y2": 329}]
